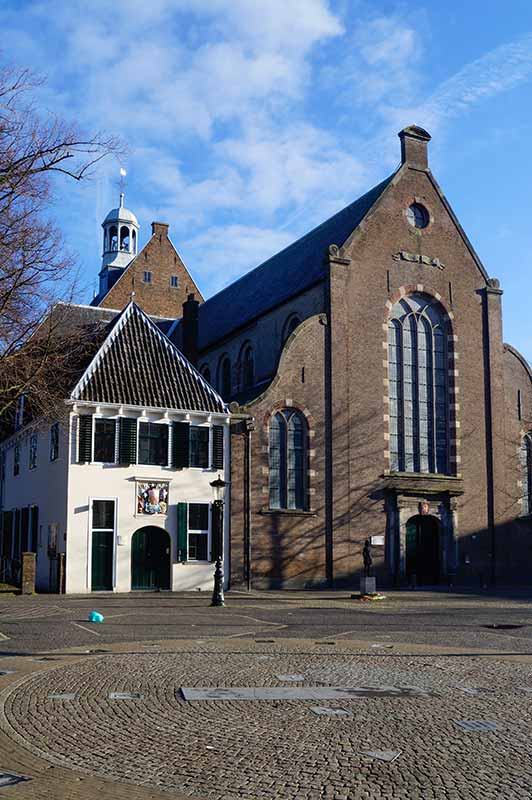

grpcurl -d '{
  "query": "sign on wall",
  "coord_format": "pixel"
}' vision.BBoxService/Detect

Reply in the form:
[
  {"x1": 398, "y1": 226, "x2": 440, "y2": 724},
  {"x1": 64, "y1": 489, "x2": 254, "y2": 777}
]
[{"x1": 136, "y1": 482, "x2": 170, "y2": 516}]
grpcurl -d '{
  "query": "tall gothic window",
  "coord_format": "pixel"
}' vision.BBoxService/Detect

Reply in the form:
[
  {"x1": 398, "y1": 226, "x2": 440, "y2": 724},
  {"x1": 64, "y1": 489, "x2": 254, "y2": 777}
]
[
  {"x1": 218, "y1": 355, "x2": 231, "y2": 399},
  {"x1": 520, "y1": 435, "x2": 532, "y2": 515},
  {"x1": 269, "y1": 409, "x2": 308, "y2": 510},
  {"x1": 388, "y1": 293, "x2": 450, "y2": 474},
  {"x1": 241, "y1": 344, "x2": 254, "y2": 390}
]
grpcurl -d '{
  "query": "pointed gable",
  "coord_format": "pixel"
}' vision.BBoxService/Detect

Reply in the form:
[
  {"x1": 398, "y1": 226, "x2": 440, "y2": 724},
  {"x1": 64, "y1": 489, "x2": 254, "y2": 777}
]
[{"x1": 72, "y1": 303, "x2": 226, "y2": 414}]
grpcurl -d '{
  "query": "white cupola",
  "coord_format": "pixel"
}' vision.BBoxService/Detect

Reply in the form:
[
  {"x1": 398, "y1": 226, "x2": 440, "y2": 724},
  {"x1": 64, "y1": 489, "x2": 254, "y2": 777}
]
[{"x1": 99, "y1": 193, "x2": 140, "y2": 296}]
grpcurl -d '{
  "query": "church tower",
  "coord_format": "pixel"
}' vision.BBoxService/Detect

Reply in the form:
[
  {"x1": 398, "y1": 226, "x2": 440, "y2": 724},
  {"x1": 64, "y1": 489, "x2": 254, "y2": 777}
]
[{"x1": 98, "y1": 193, "x2": 140, "y2": 298}]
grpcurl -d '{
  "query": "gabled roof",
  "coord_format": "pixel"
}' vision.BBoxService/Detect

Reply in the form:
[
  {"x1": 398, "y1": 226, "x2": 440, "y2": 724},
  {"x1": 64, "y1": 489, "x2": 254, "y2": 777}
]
[
  {"x1": 71, "y1": 302, "x2": 227, "y2": 414},
  {"x1": 194, "y1": 172, "x2": 397, "y2": 349}
]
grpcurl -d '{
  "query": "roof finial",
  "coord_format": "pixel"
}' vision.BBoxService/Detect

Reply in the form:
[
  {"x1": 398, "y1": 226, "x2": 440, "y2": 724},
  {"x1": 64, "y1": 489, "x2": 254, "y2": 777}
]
[
  {"x1": 119, "y1": 167, "x2": 127, "y2": 205},
  {"x1": 130, "y1": 290, "x2": 136, "y2": 302}
]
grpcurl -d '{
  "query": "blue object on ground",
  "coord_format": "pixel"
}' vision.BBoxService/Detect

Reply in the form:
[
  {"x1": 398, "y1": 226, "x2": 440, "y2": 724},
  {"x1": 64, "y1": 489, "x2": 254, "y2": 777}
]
[{"x1": 88, "y1": 611, "x2": 104, "y2": 623}]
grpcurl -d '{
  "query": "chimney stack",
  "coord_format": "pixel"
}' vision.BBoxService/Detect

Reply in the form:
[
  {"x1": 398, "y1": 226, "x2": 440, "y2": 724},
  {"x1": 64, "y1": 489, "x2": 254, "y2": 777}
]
[
  {"x1": 398, "y1": 125, "x2": 431, "y2": 171},
  {"x1": 182, "y1": 293, "x2": 199, "y2": 365}
]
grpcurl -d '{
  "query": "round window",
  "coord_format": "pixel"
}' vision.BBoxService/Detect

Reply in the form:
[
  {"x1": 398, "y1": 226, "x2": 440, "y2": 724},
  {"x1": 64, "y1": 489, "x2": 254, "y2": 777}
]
[{"x1": 406, "y1": 203, "x2": 429, "y2": 229}]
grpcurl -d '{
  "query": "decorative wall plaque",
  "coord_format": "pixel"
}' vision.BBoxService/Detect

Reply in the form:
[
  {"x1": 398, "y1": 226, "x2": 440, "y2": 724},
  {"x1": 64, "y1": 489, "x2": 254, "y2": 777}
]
[
  {"x1": 136, "y1": 481, "x2": 169, "y2": 515},
  {"x1": 392, "y1": 251, "x2": 445, "y2": 270}
]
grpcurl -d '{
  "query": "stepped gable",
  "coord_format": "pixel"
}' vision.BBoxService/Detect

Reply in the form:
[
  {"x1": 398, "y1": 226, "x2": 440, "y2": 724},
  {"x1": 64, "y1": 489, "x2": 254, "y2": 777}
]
[
  {"x1": 195, "y1": 172, "x2": 397, "y2": 350},
  {"x1": 71, "y1": 302, "x2": 227, "y2": 414}
]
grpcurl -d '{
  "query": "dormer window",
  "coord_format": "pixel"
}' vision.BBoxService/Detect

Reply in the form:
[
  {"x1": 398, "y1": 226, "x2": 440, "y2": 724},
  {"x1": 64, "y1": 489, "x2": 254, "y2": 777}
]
[{"x1": 143, "y1": 271, "x2": 152, "y2": 284}]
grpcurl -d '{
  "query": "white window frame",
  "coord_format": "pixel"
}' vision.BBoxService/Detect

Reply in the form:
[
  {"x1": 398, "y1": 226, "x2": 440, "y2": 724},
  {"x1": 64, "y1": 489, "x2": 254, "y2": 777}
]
[
  {"x1": 189, "y1": 423, "x2": 212, "y2": 471},
  {"x1": 92, "y1": 416, "x2": 118, "y2": 465},
  {"x1": 137, "y1": 419, "x2": 170, "y2": 468},
  {"x1": 187, "y1": 501, "x2": 211, "y2": 562},
  {"x1": 50, "y1": 423, "x2": 59, "y2": 462},
  {"x1": 87, "y1": 496, "x2": 119, "y2": 592},
  {"x1": 29, "y1": 433, "x2": 38, "y2": 470}
]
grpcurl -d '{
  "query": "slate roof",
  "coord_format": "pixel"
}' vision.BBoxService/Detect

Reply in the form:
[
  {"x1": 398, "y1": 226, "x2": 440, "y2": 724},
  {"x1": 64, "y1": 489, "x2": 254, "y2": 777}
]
[
  {"x1": 195, "y1": 172, "x2": 396, "y2": 349},
  {"x1": 71, "y1": 302, "x2": 227, "y2": 414}
]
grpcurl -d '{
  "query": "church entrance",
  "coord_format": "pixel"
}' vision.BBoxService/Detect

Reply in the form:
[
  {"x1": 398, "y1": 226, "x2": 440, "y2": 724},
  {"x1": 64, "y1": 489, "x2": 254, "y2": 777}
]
[
  {"x1": 405, "y1": 514, "x2": 440, "y2": 585},
  {"x1": 131, "y1": 527, "x2": 171, "y2": 590}
]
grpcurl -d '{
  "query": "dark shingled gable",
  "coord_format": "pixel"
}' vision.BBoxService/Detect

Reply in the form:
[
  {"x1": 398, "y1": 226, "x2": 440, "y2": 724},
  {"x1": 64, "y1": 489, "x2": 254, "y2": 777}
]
[
  {"x1": 73, "y1": 303, "x2": 226, "y2": 414},
  {"x1": 195, "y1": 172, "x2": 396, "y2": 349}
]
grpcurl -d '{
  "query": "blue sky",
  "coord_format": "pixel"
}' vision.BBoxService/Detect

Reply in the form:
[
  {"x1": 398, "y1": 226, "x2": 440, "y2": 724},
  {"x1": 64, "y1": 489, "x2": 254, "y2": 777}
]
[{"x1": 2, "y1": 1, "x2": 532, "y2": 357}]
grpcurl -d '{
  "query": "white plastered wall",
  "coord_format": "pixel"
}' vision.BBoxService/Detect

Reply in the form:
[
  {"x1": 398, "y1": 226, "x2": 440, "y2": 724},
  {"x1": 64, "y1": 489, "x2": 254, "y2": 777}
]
[
  {"x1": 65, "y1": 411, "x2": 230, "y2": 594},
  {"x1": 1, "y1": 422, "x2": 69, "y2": 591}
]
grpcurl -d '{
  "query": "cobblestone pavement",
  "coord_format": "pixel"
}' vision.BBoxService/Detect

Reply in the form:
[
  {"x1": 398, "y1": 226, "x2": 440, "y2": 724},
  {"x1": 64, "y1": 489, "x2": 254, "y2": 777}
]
[{"x1": 2, "y1": 642, "x2": 532, "y2": 799}]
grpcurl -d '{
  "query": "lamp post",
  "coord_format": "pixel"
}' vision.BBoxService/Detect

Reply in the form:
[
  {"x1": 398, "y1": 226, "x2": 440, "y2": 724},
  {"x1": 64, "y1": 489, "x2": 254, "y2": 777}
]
[{"x1": 210, "y1": 474, "x2": 228, "y2": 607}]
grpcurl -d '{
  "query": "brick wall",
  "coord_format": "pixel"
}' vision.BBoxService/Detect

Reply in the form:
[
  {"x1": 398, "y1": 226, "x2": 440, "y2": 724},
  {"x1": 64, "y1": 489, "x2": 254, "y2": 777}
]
[{"x1": 100, "y1": 223, "x2": 203, "y2": 317}]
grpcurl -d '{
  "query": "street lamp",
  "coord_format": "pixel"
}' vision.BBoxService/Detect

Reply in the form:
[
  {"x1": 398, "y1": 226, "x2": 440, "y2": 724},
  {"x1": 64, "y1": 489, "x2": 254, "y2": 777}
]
[{"x1": 210, "y1": 474, "x2": 229, "y2": 607}]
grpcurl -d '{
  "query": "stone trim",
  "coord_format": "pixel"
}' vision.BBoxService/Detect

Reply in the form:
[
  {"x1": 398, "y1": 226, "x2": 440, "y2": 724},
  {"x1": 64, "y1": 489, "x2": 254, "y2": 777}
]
[
  {"x1": 382, "y1": 285, "x2": 460, "y2": 475},
  {"x1": 261, "y1": 399, "x2": 316, "y2": 513}
]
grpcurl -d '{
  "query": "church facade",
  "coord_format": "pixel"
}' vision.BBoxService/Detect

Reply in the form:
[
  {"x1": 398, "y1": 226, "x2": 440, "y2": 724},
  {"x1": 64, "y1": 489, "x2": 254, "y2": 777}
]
[
  {"x1": 3, "y1": 124, "x2": 529, "y2": 593},
  {"x1": 171, "y1": 126, "x2": 532, "y2": 589}
]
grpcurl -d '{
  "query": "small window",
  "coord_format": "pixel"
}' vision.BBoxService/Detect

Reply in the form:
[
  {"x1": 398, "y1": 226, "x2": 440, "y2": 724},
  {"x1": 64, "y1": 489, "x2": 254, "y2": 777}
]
[
  {"x1": 92, "y1": 499, "x2": 115, "y2": 531},
  {"x1": 190, "y1": 426, "x2": 209, "y2": 468},
  {"x1": 241, "y1": 345, "x2": 254, "y2": 390},
  {"x1": 14, "y1": 396, "x2": 25, "y2": 430},
  {"x1": 143, "y1": 271, "x2": 152, "y2": 284},
  {"x1": 406, "y1": 203, "x2": 429, "y2": 229},
  {"x1": 29, "y1": 434, "x2": 38, "y2": 470},
  {"x1": 94, "y1": 419, "x2": 116, "y2": 463},
  {"x1": 170, "y1": 275, "x2": 179, "y2": 288},
  {"x1": 219, "y1": 356, "x2": 231, "y2": 399},
  {"x1": 13, "y1": 443, "x2": 20, "y2": 477},
  {"x1": 138, "y1": 422, "x2": 168, "y2": 466},
  {"x1": 50, "y1": 423, "x2": 59, "y2": 462},
  {"x1": 188, "y1": 503, "x2": 209, "y2": 560}
]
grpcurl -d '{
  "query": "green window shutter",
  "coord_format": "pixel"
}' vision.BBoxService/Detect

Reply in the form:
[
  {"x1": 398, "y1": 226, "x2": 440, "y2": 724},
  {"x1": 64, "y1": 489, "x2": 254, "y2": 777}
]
[
  {"x1": 210, "y1": 503, "x2": 222, "y2": 562},
  {"x1": 172, "y1": 422, "x2": 190, "y2": 468},
  {"x1": 212, "y1": 425, "x2": 224, "y2": 470},
  {"x1": 177, "y1": 502, "x2": 188, "y2": 562},
  {"x1": 21, "y1": 507, "x2": 29, "y2": 552},
  {"x1": 30, "y1": 506, "x2": 39, "y2": 553},
  {"x1": 118, "y1": 418, "x2": 137, "y2": 465},
  {"x1": 78, "y1": 415, "x2": 93, "y2": 463}
]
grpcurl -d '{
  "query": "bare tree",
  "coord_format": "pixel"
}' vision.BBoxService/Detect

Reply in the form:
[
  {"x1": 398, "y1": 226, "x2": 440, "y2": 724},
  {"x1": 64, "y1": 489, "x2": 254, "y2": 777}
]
[{"x1": 0, "y1": 63, "x2": 121, "y2": 424}]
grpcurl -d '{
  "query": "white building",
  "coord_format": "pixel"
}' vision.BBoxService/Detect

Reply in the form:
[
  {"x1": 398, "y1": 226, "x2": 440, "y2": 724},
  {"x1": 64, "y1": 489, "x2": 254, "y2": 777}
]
[{"x1": 0, "y1": 302, "x2": 230, "y2": 593}]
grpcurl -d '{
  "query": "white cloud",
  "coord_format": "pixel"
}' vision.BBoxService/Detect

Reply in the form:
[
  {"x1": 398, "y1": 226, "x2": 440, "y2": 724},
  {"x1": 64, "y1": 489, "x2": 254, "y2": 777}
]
[
  {"x1": 383, "y1": 32, "x2": 532, "y2": 134},
  {"x1": 182, "y1": 224, "x2": 295, "y2": 292}
]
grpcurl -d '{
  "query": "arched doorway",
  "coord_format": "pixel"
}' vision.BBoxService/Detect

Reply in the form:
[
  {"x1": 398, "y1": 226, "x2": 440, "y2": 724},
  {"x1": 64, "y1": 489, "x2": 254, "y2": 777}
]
[
  {"x1": 131, "y1": 527, "x2": 171, "y2": 590},
  {"x1": 405, "y1": 514, "x2": 440, "y2": 585}
]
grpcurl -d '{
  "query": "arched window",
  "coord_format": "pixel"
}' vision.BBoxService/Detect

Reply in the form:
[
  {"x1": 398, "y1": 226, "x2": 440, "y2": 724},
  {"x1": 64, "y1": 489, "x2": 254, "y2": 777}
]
[
  {"x1": 200, "y1": 364, "x2": 211, "y2": 384},
  {"x1": 269, "y1": 409, "x2": 308, "y2": 510},
  {"x1": 120, "y1": 226, "x2": 130, "y2": 251},
  {"x1": 109, "y1": 226, "x2": 118, "y2": 251},
  {"x1": 241, "y1": 344, "x2": 254, "y2": 390},
  {"x1": 218, "y1": 356, "x2": 231, "y2": 399},
  {"x1": 520, "y1": 435, "x2": 532, "y2": 515},
  {"x1": 283, "y1": 314, "x2": 301, "y2": 342},
  {"x1": 388, "y1": 293, "x2": 450, "y2": 474}
]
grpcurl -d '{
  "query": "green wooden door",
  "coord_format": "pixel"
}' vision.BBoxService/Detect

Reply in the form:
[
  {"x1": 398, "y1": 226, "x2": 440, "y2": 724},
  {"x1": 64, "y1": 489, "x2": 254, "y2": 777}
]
[
  {"x1": 91, "y1": 531, "x2": 114, "y2": 591},
  {"x1": 131, "y1": 527, "x2": 170, "y2": 590},
  {"x1": 405, "y1": 515, "x2": 439, "y2": 585},
  {"x1": 405, "y1": 518, "x2": 417, "y2": 580}
]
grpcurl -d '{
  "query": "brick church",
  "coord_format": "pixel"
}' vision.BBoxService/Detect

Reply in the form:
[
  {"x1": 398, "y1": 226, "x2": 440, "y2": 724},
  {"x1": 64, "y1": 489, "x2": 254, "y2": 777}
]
[{"x1": 93, "y1": 125, "x2": 532, "y2": 588}]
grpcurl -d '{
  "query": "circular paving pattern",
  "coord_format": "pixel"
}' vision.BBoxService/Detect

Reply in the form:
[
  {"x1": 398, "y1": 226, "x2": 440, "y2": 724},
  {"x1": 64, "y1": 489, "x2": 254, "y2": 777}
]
[{"x1": 2, "y1": 651, "x2": 532, "y2": 799}]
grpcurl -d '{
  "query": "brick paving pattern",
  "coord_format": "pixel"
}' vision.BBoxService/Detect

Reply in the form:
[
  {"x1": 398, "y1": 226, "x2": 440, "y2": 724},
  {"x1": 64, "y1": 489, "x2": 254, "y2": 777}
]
[{"x1": 2, "y1": 650, "x2": 532, "y2": 799}]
